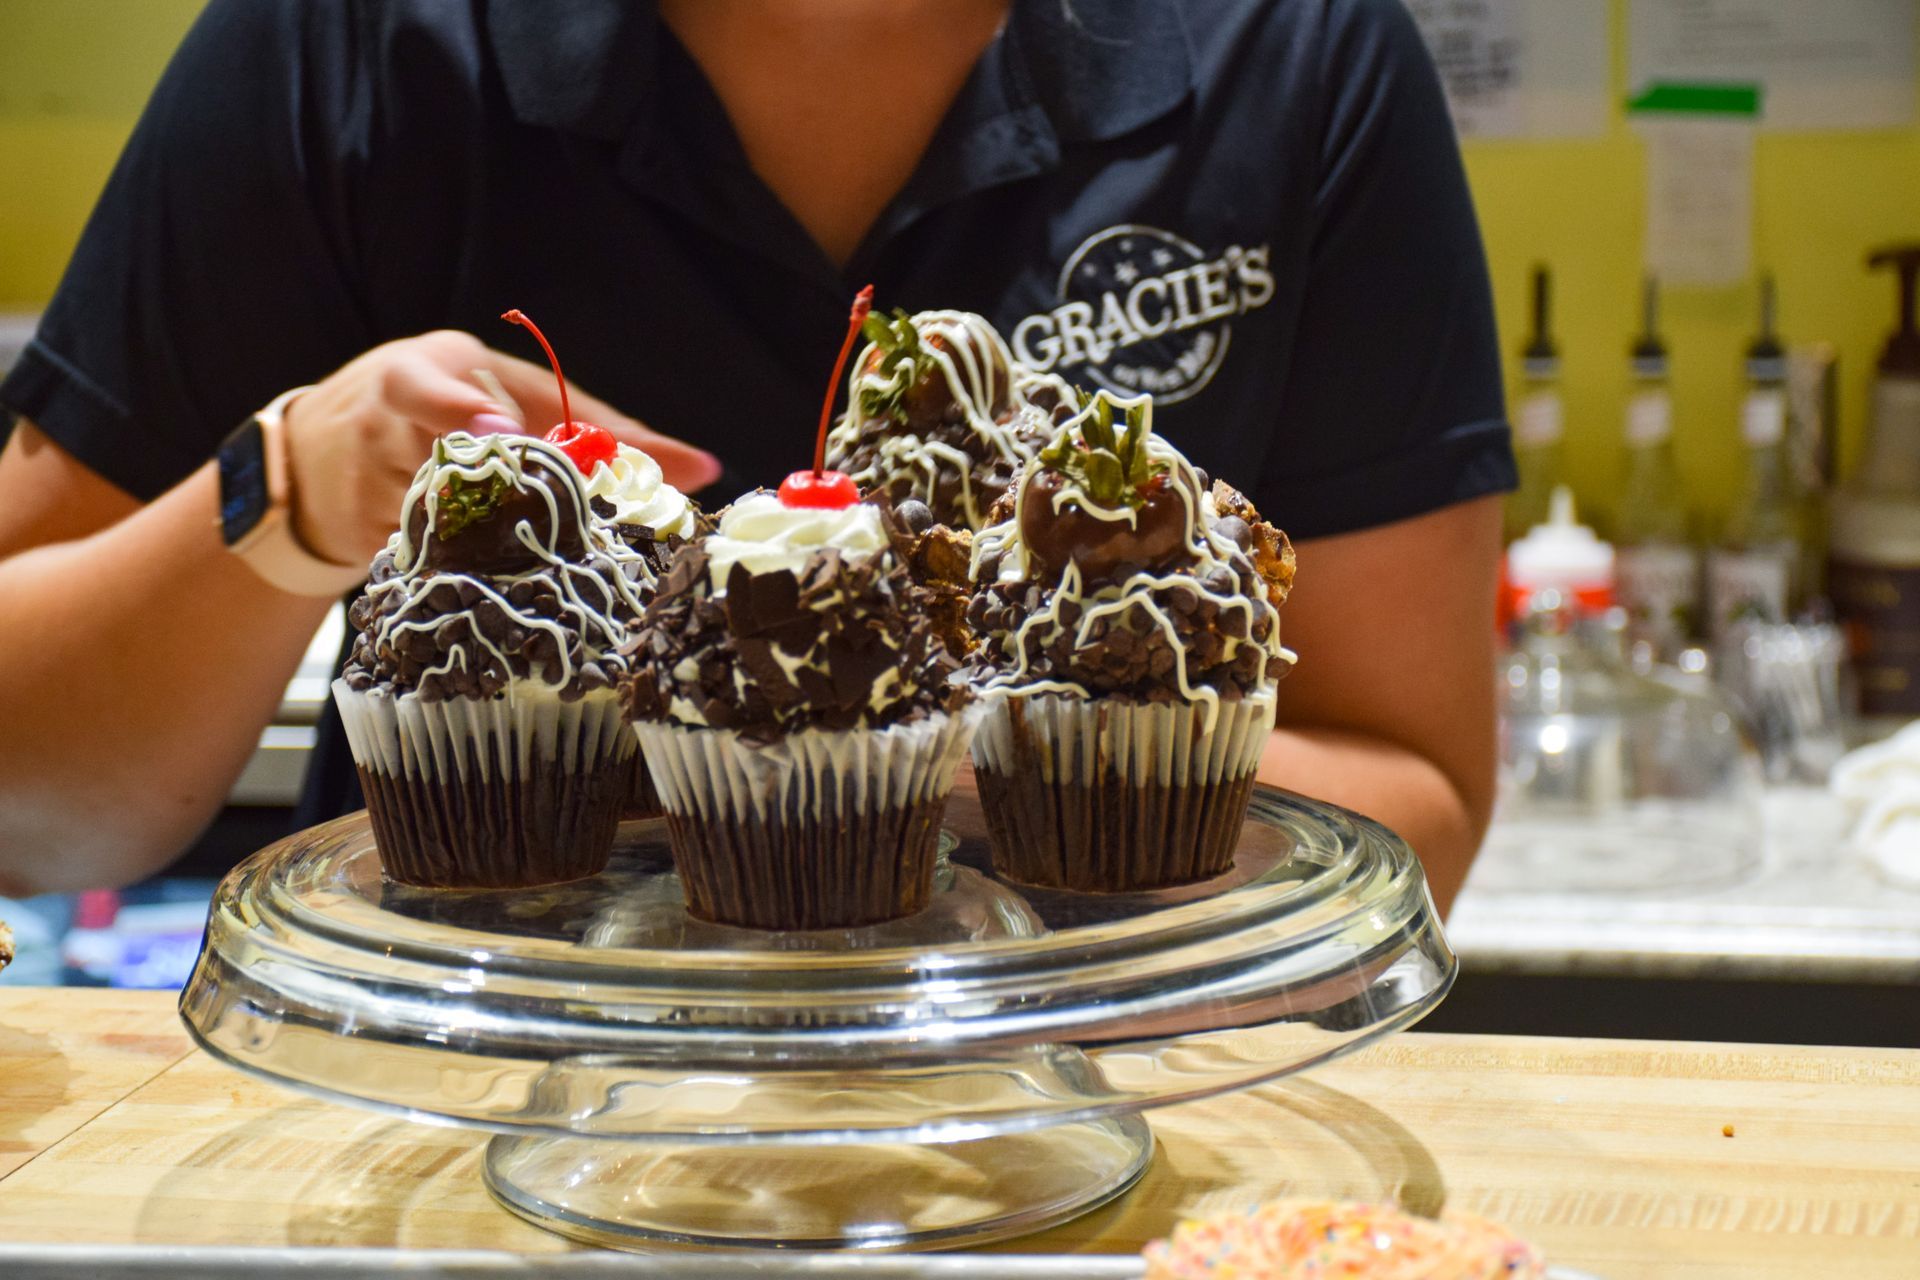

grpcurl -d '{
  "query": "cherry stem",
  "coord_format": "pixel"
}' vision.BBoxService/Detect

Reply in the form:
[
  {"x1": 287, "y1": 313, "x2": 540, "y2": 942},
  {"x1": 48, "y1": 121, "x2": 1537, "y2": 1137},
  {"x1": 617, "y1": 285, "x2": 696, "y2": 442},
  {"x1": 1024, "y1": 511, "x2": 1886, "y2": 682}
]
[
  {"x1": 501, "y1": 309, "x2": 571, "y2": 433},
  {"x1": 815, "y1": 285, "x2": 874, "y2": 476}
]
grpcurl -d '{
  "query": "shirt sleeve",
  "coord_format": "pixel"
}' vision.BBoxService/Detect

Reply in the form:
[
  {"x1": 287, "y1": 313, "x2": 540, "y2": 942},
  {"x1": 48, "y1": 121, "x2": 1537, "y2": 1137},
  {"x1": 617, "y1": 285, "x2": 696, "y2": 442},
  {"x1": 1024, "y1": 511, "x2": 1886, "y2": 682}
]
[
  {"x1": 0, "y1": 0, "x2": 374, "y2": 501},
  {"x1": 1251, "y1": 0, "x2": 1513, "y2": 540}
]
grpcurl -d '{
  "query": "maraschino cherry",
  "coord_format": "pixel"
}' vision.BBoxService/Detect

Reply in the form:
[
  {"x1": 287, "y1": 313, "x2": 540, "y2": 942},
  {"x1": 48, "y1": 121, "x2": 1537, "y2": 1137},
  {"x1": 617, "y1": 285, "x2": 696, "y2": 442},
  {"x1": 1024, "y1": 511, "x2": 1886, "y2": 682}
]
[
  {"x1": 501, "y1": 309, "x2": 618, "y2": 474},
  {"x1": 776, "y1": 285, "x2": 872, "y2": 509}
]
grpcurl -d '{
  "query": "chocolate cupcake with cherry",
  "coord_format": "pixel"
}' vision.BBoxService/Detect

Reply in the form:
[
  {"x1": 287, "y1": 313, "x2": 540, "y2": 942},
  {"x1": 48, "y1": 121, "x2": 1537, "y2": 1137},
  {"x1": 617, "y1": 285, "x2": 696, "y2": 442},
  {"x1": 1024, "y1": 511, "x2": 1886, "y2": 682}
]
[
  {"x1": 823, "y1": 309, "x2": 1064, "y2": 530},
  {"x1": 967, "y1": 389, "x2": 1296, "y2": 892},
  {"x1": 334, "y1": 312, "x2": 664, "y2": 888},
  {"x1": 621, "y1": 288, "x2": 980, "y2": 931}
]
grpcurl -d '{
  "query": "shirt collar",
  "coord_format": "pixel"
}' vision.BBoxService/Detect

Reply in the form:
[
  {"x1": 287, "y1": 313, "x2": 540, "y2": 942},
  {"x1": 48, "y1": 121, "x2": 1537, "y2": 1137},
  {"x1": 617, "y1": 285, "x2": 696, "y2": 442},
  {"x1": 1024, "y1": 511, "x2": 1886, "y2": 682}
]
[
  {"x1": 484, "y1": 0, "x2": 658, "y2": 142},
  {"x1": 1005, "y1": 0, "x2": 1194, "y2": 143},
  {"x1": 485, "y1": 0, "x2": 1193, "y2": 145}
]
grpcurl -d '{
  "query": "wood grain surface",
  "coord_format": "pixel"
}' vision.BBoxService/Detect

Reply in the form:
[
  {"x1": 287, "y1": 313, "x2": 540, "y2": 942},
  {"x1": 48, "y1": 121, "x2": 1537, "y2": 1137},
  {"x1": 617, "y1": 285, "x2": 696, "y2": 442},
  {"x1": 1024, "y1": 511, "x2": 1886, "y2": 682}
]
[
  {"x1": 1, "y1": 991, "x2": 1917, "y2": 1278},
  {"x1": 0, "y1": 988, "x2": 192, "y2": 1179}
]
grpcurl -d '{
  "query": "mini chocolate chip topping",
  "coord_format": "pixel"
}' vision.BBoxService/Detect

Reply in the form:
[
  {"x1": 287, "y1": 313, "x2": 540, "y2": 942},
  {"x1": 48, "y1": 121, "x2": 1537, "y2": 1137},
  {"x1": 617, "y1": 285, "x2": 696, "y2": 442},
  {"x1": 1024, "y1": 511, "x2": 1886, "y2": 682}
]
[
  {"x1": 342, "y1": 433, "x2": 656, "y2": 703},
  {"x1": 823, "y1": 310, "x2": 1062, "y2": 531},
  {"x1": 967, "y1": 396, "x2": 1295, "y2": 706}
]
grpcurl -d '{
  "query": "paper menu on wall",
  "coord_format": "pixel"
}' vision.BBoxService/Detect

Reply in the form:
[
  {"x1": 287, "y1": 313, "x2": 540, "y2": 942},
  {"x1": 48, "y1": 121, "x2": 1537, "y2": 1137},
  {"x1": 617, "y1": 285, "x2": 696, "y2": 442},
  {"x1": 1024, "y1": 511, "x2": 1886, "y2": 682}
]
[
  {"x1": 1629, "y1": 0, "x2": 1918, "y2": 131},
  {"x1": 1408, "y1": 0, "x2": 1524, "y2": 135},
  {"x1": 1641, "y1": 116, "x2": 1756, "y2": 287},
  {"x1": 1409, "y1": 0, "x2": 1610, "y2": 138}
]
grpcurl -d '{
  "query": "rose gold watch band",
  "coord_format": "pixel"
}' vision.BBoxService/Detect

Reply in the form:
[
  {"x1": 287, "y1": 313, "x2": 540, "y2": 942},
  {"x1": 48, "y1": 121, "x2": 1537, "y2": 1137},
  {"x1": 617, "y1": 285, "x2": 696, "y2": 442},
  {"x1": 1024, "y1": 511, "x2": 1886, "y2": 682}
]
[{"x1": 227, "y1": 386, "x2": 369, "y2": 597}]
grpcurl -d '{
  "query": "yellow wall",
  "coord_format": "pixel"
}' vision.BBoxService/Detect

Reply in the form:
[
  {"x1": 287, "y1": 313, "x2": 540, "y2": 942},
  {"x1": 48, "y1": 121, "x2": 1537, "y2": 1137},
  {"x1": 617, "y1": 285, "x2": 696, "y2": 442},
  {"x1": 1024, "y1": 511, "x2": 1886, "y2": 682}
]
[
  {"x1": 1467, "y1": 4, "x2": 1920, "y2": 532},
  {"x1": 0, "y1": 1, "x2": 206, "y2": 306},
  {"x1": 3, "y1": 0, "x2": 1917, "y2": 527}
]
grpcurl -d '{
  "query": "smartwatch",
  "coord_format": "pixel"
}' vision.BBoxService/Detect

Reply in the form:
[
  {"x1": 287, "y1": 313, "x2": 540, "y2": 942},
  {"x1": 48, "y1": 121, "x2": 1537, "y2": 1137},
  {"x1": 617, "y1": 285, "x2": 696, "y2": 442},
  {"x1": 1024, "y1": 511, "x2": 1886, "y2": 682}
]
[{"x1": 216, "y1": 386, "x2": 367, "y2": 596}]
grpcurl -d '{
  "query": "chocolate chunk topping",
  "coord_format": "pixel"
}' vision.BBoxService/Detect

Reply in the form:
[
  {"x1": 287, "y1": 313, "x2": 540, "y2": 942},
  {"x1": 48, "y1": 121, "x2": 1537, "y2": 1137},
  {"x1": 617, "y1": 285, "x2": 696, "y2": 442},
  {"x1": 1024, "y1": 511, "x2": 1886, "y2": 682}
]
[{"x1": 968, "y1": 483, "x2": 1291, "y2": 700}]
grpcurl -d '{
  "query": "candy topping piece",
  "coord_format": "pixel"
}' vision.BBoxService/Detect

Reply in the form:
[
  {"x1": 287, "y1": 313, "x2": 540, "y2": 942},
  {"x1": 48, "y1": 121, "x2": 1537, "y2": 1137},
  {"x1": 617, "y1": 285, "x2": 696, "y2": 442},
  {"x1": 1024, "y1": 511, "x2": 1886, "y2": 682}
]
[
  {"x1": 778, "y1": 284, "x2": 874, "y2": 510},
  {"x1": 545, "y1": 420, "x2": 618, "y2": 474},
  {"x1": 777, "y1": 468, "x2": 862, "y2": 508}
]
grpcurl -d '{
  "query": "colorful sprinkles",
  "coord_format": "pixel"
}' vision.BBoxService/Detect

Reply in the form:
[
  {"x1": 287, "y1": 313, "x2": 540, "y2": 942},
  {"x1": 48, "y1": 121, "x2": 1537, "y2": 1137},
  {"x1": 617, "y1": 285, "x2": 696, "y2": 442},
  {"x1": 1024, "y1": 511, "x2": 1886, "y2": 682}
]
[{"x1": 1142, "y1": 1199, "x2": 1546, "y2": 1279}]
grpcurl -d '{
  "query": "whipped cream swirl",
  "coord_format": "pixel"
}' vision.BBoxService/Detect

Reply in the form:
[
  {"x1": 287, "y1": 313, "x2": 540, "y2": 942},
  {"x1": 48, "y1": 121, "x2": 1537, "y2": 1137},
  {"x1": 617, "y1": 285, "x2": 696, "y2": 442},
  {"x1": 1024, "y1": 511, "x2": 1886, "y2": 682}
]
[
  {"x1": 702, "y1": 491, "x2": 891, "y2": 587},
  {"x1": 581, "y1": 443, "x2": 697, "y2": 539}
]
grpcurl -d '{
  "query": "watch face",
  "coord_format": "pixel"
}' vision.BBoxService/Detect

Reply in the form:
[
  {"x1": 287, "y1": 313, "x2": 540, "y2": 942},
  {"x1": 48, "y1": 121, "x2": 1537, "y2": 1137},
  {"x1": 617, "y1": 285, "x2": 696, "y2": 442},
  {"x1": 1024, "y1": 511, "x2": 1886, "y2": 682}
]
[{"x1": 218, "y1": 418, "x2": 271, "y2": 545}]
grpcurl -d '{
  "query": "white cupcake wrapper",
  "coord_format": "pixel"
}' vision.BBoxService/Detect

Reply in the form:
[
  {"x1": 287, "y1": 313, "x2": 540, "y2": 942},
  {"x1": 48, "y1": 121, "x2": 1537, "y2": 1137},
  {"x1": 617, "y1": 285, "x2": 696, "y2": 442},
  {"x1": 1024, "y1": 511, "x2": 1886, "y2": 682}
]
[
  {"x1": 633, "y1": 708, "x2": 982, "y2": 824},
  {"x1": 332, "y1": 679, "x2": 634, "y2": 783},
  {"x1": 971, "y1": 689, "x2": 1276, "y2": 787}
]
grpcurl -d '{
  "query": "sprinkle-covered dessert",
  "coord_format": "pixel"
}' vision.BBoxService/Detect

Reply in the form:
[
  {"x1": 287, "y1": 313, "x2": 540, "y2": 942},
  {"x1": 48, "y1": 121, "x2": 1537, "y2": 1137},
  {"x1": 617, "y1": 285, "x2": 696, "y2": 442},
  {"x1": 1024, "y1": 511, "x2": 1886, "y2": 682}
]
[
  {"x1": 967, "y1": 389, "x2": 1294, "y2": 891},
  {"x1": 335, "y1": 312, "x2": 664, "y2": 888},
  {"x1": 823, "y1": 308, "x2": 1067, "y2": 530},
  {"x1": 622, "y1": 288, "x2": 980, "y2": 931},
  {"x1": 1142, "y1": 1200, "x2": 1547, "y2": 1280}
]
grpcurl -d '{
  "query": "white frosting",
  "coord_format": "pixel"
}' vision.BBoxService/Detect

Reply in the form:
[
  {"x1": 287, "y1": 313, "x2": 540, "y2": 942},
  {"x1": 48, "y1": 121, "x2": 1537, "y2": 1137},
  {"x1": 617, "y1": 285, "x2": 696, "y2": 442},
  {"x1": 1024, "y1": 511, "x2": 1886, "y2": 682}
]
[
  {"x1": 968, "y1": 393, "x2": 1294, "y2": 727},
  {"x1": 702, "y1": 491, "x2": 891, "y2": 587},
  {"x1": 580, "y1": 443, "x2": 696, "y2": 540},
  {"x1": 824, "y1": 310, "x2": 1054, "y2": 529},
  {"x1": 366, "y1": 432, "x2": 650, "y2": 694}
]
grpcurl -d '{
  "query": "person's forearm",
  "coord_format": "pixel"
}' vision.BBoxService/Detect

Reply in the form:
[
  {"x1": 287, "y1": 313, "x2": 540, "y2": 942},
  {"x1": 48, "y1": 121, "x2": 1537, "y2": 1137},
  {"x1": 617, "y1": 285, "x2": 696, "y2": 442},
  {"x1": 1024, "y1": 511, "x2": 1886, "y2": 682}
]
[
  {"x1": 1258, "y1": 725, "x2": 1484, "y2": 917},
  {"x1": 0, "y1": 463, "x2": 331, "y2": 895}
]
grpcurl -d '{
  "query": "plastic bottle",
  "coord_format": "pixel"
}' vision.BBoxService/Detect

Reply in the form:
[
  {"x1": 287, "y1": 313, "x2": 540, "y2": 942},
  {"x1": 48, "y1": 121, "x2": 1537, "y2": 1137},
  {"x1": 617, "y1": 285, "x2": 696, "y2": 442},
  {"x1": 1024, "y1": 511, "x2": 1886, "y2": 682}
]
[
  {"x1": 1829, "y1": 245, "x2": 1920, "y2": 721},
  {"x1": 1613, "y1": 277, "x2": 1699, "y2": 659},
  {"x1": 1506, "y1": 485, "x2": 1615, "y2": 622}
]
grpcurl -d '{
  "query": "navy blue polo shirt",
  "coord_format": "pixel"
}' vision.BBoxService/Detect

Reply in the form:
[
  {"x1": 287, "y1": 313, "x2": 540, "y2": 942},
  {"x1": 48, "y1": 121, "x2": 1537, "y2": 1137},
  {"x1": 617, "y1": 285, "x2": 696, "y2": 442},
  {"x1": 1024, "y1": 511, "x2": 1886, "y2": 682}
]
[{"x1": 2, "y1": 0, "x2": 1512, "y2": 834}]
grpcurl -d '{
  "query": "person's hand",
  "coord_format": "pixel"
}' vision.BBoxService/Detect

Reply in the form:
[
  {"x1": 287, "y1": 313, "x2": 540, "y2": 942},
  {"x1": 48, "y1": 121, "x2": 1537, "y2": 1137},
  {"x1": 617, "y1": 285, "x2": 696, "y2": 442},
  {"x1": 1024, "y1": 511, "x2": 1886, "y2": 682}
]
[{"x1": 282, "y1": 331, "x2": 722, "y2": 565}]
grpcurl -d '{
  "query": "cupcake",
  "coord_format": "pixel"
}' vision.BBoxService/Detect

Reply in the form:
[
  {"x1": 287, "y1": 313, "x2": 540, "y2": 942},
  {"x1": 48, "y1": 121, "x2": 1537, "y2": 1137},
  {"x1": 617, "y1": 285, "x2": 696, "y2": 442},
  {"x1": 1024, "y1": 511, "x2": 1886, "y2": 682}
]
[
  {"x1": 333, "y1": 311, "x2": 657, "y2": 888},
  {"x1": 823, "y1": 308, "x2": 1067, "y2": 530},
  {"x1": 1143, "y1": 1200, "x2": 1546, "y2": 1280},
  {"x1": 967, "y1": 389, "x2": 1296, "y2": 891},
  {"x1": 577, "y1": 437, "x2": 702, "y2": 819},
  {"x1": 622, "y1": 491, "x2": 977, "y2": 929},
  {"x1": 620, "y1": 287, "x2": 979, "y2": 930}
]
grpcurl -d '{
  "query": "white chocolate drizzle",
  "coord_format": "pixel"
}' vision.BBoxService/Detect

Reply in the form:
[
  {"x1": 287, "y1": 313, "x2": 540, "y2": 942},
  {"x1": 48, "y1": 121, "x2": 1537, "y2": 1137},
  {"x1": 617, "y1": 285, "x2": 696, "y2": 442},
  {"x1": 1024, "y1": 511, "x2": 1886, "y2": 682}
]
[
  {"x1": 825, "y1": 309, "x2": 1054, "y2": 529},
  {"x1": 365, "y1": 432, "x2": 652, "y2": 695},
  {"x1": 969, "y1": 393, "x2": 1293, "y2": 728}
]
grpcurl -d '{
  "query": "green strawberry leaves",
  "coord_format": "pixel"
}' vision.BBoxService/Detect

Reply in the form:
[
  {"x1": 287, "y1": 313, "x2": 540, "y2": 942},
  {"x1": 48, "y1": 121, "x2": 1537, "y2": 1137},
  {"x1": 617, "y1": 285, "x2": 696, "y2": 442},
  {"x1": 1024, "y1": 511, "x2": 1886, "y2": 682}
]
[
  {"x1": 430, "y1": 441, "x2": 512, "y2": 539},
  {"x1": 855, "y1": 308, "x2": 934, "y2": 425},
  {"x1": 1037, "y1": 390, "x2": 1162, "y2": 509}
]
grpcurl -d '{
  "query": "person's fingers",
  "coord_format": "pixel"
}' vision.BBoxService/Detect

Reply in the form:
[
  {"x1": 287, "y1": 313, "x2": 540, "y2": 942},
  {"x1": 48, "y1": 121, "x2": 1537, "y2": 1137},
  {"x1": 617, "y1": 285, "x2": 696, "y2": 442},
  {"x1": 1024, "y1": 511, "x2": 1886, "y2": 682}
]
[
  {"x1": 382, "y1": 349, "x2": 529, "y2": 438},
  {"x1": 482, "y1": 350, "x2": 723, "y2": 492}
]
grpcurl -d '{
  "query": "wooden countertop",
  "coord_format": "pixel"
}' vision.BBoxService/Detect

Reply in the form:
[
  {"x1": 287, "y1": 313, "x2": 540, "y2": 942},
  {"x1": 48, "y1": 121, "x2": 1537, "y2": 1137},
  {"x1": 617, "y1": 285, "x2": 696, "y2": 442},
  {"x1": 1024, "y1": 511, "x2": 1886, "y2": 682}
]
[{"x1": 2, "y1": 988, "x2": 1917, "y2": 1277}]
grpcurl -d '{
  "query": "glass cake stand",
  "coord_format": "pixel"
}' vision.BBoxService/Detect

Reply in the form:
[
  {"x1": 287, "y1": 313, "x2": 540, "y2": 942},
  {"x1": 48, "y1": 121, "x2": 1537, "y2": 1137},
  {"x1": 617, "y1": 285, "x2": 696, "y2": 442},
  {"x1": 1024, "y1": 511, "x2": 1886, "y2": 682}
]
[{"x1": 179, "y1": 778, "x2": 1454, "y2": 1252}]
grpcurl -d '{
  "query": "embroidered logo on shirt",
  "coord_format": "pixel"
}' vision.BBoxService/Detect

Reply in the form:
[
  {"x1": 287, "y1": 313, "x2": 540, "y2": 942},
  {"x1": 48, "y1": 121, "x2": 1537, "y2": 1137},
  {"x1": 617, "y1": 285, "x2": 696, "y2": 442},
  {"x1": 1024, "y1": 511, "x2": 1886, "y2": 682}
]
[{"x1": 1011, "y1": 225, "x2": 1274, "y2": 404}]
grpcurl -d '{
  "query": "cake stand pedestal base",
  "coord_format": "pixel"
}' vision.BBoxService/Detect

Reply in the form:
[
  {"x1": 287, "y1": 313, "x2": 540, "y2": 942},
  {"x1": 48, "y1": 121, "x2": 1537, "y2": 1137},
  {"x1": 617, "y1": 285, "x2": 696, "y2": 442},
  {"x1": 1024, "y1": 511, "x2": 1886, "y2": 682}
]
[{"x1": 483, "y1": 1114, "x2": 1154, "y2": 1251}]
